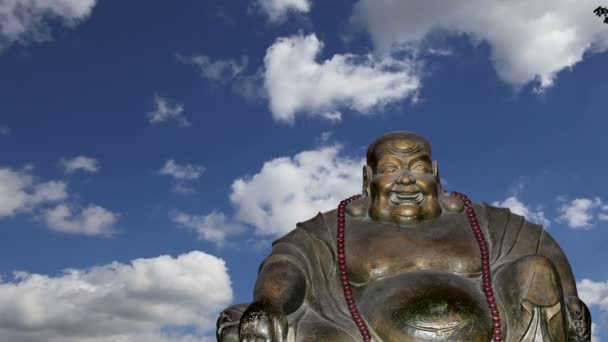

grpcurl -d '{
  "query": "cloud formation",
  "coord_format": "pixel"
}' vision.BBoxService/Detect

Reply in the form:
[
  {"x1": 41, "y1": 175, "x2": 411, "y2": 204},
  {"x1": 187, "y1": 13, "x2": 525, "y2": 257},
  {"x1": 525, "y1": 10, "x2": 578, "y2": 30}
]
[
  {"x1": 255, "y1": 0, "x2": 311, "y2": 22},
  {"x1": 172, "y1": 211, "x2": 246, "y2": 247},
  {"x1": 263, "y1": 34, "x2": 420, "y2": 124},
  {"x1": 0, "y1": 0, "x2": 96, "y2": 52},
  {"x1": 159, "y1": 159, "x2": 206, "y2": 194},
  {"x1": 230, "y1": 145, "x2": 363, "y2": 236},
  {"x1": 174, "y1": 145, "x2": 363, "y2": 243},
  {"x1": 352, "y1": 0, "x2": 608, "y2": 91},
  {"x1": 558, "y1": 197, "x2": 603, "y2": 229},
  {"x1": 0, "y1": 166, "x2": 118, "y2": 236},
  {"x1": 0, "y1": 167, "x2": 67, "y2": 217},
  {"x1": 43, "y1": 204, "x2": 118, "y2": 236},
  {"x1": 177, "y1": 54, "x2": 248, "y2": 84},
  {"x1": 147, "y1": 96, "x2": 190, "y2": 128},
  {"x1": 492, "y1": 196, "x2": 550, "y2": 227},
  {"x1": 60, "y1": 156, "x2": 99, "y2": 174},
  {"x1": 0, "y1": 251, "x2": 232, "y2": 342}
]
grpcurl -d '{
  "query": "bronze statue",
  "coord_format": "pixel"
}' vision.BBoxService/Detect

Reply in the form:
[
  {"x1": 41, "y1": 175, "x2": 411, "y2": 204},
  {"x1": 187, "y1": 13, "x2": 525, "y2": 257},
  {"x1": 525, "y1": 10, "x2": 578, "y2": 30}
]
[{"x1": 217, "y1": 132, "x2": 591, "y2": 341}]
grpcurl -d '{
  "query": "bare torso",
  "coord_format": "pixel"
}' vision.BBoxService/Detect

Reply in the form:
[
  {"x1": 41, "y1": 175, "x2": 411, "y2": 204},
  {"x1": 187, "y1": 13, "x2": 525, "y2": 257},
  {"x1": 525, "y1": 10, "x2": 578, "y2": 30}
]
[{"x1": 343, "y1": 212, "x2": 492, "y2": 341}]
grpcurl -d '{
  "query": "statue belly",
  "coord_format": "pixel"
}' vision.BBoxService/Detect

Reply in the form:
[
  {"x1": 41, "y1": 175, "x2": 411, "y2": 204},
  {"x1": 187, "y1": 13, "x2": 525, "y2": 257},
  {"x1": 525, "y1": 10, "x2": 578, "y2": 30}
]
[{"x1": 357, "y1": 271, "x2": 492, "y2": 342}]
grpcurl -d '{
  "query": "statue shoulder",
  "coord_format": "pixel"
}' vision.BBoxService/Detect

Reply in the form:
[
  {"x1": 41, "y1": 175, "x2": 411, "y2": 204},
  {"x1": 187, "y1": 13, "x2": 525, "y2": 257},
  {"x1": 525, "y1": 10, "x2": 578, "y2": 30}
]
[
  {"x1": 271, "y1": 209, "x2": 337, "y2": 247},
  {"x1": 479, "y1": 202, "x2": 545, "y2": 260}
]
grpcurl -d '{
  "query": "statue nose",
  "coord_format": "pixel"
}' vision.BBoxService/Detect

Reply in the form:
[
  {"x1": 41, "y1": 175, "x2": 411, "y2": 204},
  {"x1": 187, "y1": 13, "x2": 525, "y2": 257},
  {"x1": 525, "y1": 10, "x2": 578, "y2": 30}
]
[{"x1": 397, "y1": 170, "x2": 415, "y2": 185}]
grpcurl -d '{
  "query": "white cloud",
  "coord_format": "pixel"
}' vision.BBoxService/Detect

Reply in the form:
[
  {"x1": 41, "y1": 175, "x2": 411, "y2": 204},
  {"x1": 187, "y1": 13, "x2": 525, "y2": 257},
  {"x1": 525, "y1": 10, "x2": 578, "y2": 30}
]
[
  {"x1": 0, "y1": 125, "x2": 9, "y2": 135},
  {"x1": 172, "y1": 211, "x2": 246, "y2": 247},
  {"x1": 256, "y1": 0, "x2": 311, "y2": 23},
  {"x1": 159, "y1": 159, "x2": 205, "y2": 181},
  {"x1": 352, "y1": 0, "x2": 608, "y2": 91},
  {"x1": 43, "y1": 204, "x2": 118, "y2": 236},
  {"x1": 60, "y1": 156, "x2": 99, "y2": 174},
  {"x1": 0, "y1": 251, "x2": 232, "y2": 342},
  {"x1": 159, "y1": 159, "x2": 206, "y2": 194},
  {"x1": 147, "y1": 96, "x2": 190, "y2": 128},
  {"x1": 174, "y1": 145, "x2": 363, "y2": 242},
  {"x1": 558, "y1": 197, "x2": 602, "y2": 229},
  {"x1": 176, "y1": 54, "x2": 248, "y2": 84},
  {"x1": 0, "y1": 0, "x2": 96, "y2": 52},
  {"x1": 492, "y1": 196, "x2": 550, "y2": 227},
  {"x1": 263, "y1": 34, "x2": 420, "y2": 124},
  {"x1": 0, "y1": 167, "x2": 67, "y2": 218},
  {"x1": 230, "y1": 145, "x2": 364, "y2": 236}
]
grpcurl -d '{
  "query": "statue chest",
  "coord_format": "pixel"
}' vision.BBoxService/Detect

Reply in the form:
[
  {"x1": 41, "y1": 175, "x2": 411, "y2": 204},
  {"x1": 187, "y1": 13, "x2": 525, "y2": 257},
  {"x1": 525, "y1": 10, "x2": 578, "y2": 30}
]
[{"x1": 343, "y1": 219, "x2": 483, "y2": 284}]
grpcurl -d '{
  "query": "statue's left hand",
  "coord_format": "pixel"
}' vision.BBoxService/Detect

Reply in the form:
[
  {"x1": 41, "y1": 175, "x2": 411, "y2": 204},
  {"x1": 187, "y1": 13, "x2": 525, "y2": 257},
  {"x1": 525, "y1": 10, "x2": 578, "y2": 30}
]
[{"x1": 238, "y1": 300, "x2": 288, "y2": 342}]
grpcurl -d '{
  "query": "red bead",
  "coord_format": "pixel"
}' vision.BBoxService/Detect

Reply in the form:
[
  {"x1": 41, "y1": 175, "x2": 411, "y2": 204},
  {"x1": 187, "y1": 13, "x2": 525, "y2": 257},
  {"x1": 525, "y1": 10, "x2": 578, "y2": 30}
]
[
  {"x1": 492, "y1": 315, "x2": 500, "y2": 321},
  {"x1": 489, "y1": 302, "x2": 497, "y2": 309},
  {"x1": 491, "y1": 309, "x2": 499, "y2": 315},
  {"x1": 493, "y1": 322, "x2": 501, "y2": 328},
  {"x1": 493, "y1": 335, "x2": 502, "y2": 341},
  {"x1": 493, "y1": 328, "x2": 502, "y2": 335}
]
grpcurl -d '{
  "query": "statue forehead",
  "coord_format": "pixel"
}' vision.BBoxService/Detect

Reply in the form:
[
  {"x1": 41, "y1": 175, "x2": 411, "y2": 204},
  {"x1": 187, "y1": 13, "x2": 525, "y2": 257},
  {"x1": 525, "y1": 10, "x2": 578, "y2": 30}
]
[{"x1": 367, "y1": 132, "x2": 432, "y2": 166}]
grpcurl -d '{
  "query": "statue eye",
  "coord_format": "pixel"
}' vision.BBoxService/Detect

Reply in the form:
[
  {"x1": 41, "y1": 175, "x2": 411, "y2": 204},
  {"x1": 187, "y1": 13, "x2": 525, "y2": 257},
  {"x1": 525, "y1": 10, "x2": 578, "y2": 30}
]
[
  {"x1": 411, "y1": 162, "x2": 430, "y2": 173},
  {"x1": 380, "y1": 165, "x2": 398, "y2": 174}
]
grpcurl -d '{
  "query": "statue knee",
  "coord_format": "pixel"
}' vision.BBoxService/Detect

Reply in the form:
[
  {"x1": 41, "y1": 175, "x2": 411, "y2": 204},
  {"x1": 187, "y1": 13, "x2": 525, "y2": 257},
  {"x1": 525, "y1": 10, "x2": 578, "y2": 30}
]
[{"x1": 495, "y1": 255, "x2": 563, "y2": 307}]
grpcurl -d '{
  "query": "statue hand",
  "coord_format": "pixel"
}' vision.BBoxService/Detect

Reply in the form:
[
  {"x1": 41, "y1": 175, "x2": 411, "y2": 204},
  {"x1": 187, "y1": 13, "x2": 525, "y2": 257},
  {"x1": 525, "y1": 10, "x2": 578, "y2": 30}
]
[
  {"x1": 566, "y1": 296, "x2": 591, "y2": 342},
  {"x1": 239, "y1": 300, "x2": 288, "y2": 342}
]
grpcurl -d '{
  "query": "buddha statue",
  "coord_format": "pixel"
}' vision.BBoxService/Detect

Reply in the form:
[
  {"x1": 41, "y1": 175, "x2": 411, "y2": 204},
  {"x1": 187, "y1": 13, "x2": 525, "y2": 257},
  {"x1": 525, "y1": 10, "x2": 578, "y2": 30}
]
[{"x1": 217, "y1": 132, "x2": 591, "y2": 342}]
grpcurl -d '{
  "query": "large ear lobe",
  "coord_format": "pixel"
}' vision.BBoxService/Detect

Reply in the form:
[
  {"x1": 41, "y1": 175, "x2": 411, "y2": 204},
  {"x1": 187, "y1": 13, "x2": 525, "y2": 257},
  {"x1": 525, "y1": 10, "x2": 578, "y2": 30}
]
[
  {"x1": 363, "y1": 165, "x2": 373, "y2": 197},
  {"x1": 432, "y1": 160, "x2": 442, "y2": 192}
]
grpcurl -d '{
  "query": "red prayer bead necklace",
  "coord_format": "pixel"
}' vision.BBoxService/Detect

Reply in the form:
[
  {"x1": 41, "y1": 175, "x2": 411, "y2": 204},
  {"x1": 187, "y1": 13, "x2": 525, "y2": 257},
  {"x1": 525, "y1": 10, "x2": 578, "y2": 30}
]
[{"x1": 336, "y1": 192, "x2": 503, "y2": 342}]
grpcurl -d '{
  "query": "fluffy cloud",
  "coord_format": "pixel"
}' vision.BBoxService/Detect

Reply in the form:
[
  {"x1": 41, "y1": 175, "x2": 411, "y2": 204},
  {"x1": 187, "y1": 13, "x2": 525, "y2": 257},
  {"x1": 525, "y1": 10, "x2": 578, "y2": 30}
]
[
  {"x1": 230, "y1": 145, "x2": 364, "y2": 236},
  {"x1": 558, "y1": 197, "x2": 603, "y2": 229},
  {"x1": 60, "y1": 156, "x2": 99, "y2": 174},
  {"x1": 0, "y1": 166, "x2": 118, "y2": 236},
  {"x1": 175, "y1": 145, "x2": 363, "y2": 243},
  {"x1": 172, "y1": 211, "x2": 246, "y2": 247},
  {"x1": 176, "y1": 54, "x2": 248, "y2": 84},
  {"x1": 43, "y1": 204, "x2": 118, "y2": 236},
  {"x1": 0, "y1": 251, "x2": 232, "y2": 342},
  {"x1": 159, "y1": 159, "x2": 206, "y2": 194},
  {"x1": 0, "y1": 0, "x2": 96, "y2": 52},
  {"x1": 159, "y1": 159, "x2": 205, "y2": 181},
  {"x1": 147, "y1": 96, "x2": 190, "y2": 128},
  {"x1": 352, "y1": 0, "x2": 608, "y2": 91},
  {"x1": 255, "y1": 0, "x2": 311, "y2": 22},
  {"x1": 264, "y1": 34, "x2": 420, "y2": 124},
  {"x1": 0, "y1": 167, "x2": 67, "y2": 217},
  {"x1": 492, "y1": 196, "x2": 550, "y2": 227}
]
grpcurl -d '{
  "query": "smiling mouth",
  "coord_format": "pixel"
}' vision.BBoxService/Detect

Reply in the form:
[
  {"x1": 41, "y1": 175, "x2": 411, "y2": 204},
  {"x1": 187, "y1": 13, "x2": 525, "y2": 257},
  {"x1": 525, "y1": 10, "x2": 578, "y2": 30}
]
[{"x1": 389, "y1": 191, "x2": 424, "y2": 205}]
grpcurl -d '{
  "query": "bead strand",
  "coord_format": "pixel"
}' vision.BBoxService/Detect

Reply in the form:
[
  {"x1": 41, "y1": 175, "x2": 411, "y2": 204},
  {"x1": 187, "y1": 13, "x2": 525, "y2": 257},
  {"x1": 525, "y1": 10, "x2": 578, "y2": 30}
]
[
  {"x1": 336, "y1": 194, "x2": 371, "y2": 342},
  {"x1": 451, "y1": 192, "x2": 503, "y2": 342}
]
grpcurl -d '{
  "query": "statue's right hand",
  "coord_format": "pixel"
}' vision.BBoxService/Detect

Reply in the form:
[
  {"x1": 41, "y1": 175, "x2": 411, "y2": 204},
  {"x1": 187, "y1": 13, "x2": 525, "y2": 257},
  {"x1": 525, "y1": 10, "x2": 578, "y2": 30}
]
[{"x1": 239, "y1": 300, "x2": 288, "y2": 342}]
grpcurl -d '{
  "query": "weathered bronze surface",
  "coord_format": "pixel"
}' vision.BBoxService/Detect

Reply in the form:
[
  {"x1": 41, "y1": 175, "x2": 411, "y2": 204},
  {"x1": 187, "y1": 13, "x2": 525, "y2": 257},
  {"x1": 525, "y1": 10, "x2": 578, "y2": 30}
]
[{"x1": 217, "y1": 132, "x2": 591, "y2": 342}]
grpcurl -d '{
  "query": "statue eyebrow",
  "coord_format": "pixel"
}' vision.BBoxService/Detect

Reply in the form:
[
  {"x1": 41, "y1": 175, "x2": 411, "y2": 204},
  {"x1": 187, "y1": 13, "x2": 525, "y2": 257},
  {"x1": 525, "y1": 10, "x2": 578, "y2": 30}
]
[{"x1": 407, "y1": 155, "x2": 431, "y2": 167}]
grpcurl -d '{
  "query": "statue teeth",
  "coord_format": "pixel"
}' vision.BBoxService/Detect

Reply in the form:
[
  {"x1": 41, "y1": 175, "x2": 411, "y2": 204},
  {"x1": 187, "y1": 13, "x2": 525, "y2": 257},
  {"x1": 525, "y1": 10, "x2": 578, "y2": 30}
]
[{"x1": 390, "y1": 192, "x2": 423, "y2": 204}]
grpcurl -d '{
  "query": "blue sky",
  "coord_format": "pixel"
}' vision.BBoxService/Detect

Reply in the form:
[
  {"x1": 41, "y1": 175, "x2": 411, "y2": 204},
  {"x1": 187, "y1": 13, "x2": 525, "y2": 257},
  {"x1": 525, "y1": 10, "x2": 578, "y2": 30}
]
[{"x1": 1, "y1": 0, "x2": 607, "y2": 341}]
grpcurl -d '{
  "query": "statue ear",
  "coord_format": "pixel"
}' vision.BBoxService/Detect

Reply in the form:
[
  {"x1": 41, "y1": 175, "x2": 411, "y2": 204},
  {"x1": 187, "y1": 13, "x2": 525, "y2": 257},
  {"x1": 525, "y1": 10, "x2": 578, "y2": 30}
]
[
  {"x1": 363, "y1": 165, "x2": 372, "y2": 197},
  {"x1": 432, "y1": 160, "x2": 443, "y2": 192}
]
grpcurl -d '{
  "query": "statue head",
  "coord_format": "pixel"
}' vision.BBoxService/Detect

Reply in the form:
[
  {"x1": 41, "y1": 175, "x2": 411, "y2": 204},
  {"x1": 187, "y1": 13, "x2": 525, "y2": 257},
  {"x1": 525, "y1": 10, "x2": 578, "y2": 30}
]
[{"x1": 364, "y1": 132, "x2": 443, "y2": 225}]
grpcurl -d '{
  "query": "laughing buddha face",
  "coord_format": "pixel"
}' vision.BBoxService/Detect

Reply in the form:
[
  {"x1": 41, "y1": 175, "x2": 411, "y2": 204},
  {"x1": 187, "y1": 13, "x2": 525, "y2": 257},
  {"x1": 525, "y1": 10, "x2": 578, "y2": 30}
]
[{"x1": 366, "y1": 133, "x2": 442, "y2": 225}]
